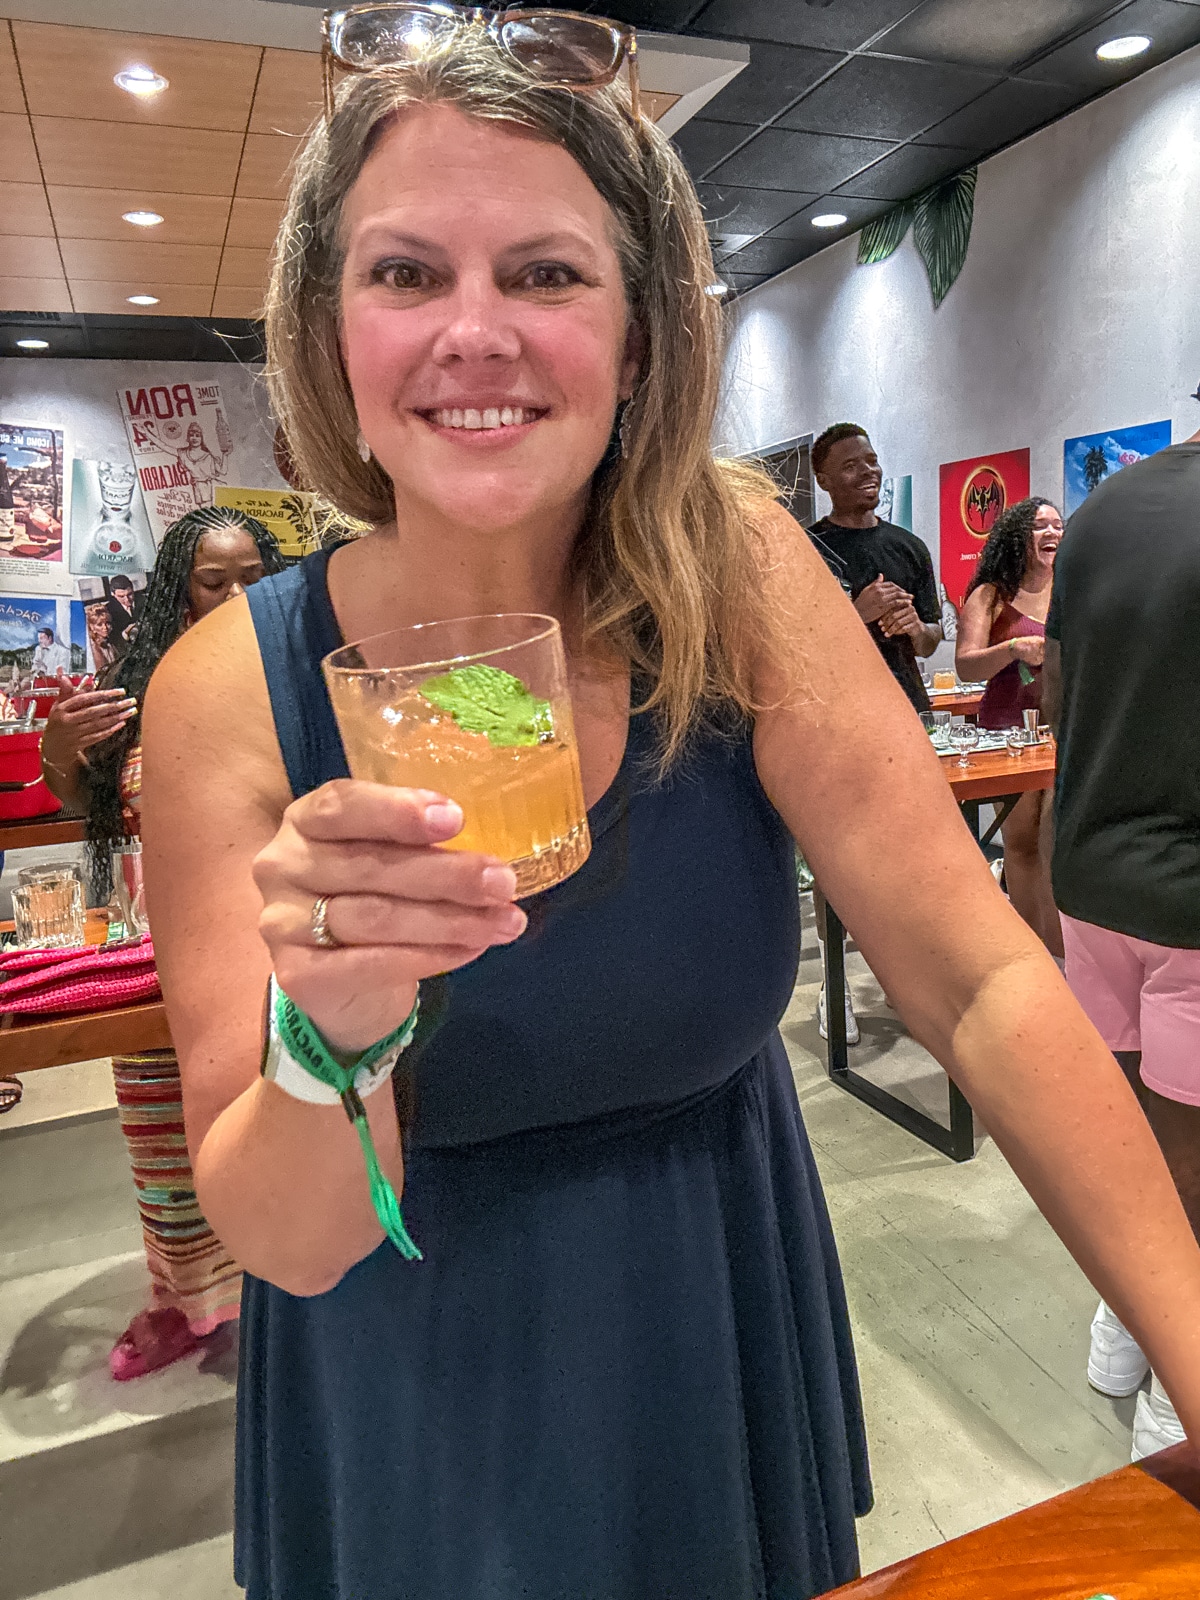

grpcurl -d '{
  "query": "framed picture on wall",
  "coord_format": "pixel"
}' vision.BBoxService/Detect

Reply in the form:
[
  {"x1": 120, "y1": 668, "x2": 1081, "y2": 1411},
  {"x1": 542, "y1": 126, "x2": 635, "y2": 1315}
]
[{"x1": 747, "y1": 434, "x2": 816, "y2": 529}]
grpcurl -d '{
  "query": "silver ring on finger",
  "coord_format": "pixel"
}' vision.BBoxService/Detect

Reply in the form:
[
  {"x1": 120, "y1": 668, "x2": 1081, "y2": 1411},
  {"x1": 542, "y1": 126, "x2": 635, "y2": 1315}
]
[{"x1": 310, "y1": 895, "x2": 341, "y2": 950}]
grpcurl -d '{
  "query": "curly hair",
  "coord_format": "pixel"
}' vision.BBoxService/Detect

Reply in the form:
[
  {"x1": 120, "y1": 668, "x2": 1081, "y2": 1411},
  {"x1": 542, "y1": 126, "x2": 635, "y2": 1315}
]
[
  {"x1": 811, "y1": 423, "x2": 869, "y2": 476},
  {"x1": 964, "y1": 496, "x2": 1058, "y2": 604},
  {"x1": 85, "y1": 507, "x2": 285, "y2": 892}
]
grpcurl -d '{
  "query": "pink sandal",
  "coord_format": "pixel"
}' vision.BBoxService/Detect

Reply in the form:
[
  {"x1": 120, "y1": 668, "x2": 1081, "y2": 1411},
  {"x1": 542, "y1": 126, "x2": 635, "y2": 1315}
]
[{"x1": 109, "y1": 1306, "x2": 203, "y2": 1382}]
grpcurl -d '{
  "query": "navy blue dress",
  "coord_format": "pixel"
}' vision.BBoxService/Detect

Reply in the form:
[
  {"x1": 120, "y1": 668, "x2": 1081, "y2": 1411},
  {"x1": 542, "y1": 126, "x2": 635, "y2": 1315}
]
[{"x1": 237, "y1": 549, "x2": 871, "y2": 1600}]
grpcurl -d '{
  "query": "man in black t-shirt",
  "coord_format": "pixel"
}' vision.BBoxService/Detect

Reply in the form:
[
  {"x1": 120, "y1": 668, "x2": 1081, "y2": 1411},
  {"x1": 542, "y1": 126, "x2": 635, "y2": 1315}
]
[
  {"x1": 1043, "y1": 429, "x2": 1200, "y2": 1461},
  {"x1": 808, "y1": 424, "x2": 941, "y2": 712}
]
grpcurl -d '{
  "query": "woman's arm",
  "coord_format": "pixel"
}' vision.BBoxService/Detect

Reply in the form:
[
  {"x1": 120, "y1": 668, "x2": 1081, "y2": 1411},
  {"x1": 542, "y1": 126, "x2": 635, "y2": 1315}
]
[
  {"x1": 751, "y1": 508, "x2": 1200, "y2": 1441},
  {"x1": 140, "y1": 598, "x2": 526, "y2": 1296},
  {"x1": 955, "y1": 585, "x2": 1042, "y2": 681},
  {"x1": 39, "y1": 674, "x2": 136, "y2": 811}
]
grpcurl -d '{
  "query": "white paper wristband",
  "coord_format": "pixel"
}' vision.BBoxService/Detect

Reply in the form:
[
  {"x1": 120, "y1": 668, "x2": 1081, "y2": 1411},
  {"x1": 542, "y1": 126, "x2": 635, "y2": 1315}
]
[{"x1": 261, "y1": 977, "x2": 403, "y2": 1105}]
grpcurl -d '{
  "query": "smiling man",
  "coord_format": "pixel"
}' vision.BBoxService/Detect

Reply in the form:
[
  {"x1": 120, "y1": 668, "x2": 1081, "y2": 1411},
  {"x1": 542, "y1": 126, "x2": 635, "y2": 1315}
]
[{"x1": 808, "y1": 423, "x2": 941, "y2": 713}]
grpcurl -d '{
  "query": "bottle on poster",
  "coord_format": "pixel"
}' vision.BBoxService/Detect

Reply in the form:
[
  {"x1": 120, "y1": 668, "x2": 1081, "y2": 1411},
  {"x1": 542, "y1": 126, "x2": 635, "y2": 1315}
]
[
  {"x1": 119, "y1": 380, "x2": 233, "y2": 544},
  {"x1": 69, "y1": 459, "x2": 158, "y2": 576}
]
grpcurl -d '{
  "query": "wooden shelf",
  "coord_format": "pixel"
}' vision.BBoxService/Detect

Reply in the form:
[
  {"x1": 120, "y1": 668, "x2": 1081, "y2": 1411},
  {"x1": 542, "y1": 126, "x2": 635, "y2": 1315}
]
[
  {"x1": 0, "y1": 999, "x2": 170, "y2": 1073},
  {"x1": 0, "y1": 812, "x2": 84, "y2": 852}
]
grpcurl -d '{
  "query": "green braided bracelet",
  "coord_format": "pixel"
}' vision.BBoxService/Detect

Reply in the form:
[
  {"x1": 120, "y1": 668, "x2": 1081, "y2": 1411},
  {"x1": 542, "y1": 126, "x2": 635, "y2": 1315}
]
[{"x1": 273, "y1": 983, "x2": 422, "y2": 1261}]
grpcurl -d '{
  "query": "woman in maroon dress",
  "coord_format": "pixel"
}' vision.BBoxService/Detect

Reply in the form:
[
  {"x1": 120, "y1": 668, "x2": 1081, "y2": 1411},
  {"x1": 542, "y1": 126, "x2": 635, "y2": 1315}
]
[{"x1": 957, "y1": 496, "x2": 1064, "y2": 954}]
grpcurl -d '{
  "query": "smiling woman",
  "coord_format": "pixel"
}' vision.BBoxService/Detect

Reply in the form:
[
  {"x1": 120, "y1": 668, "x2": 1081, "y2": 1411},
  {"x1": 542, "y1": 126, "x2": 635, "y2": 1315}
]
[{"x1": 138, "y1": 16, "x2": 1200, "y2": 1600}]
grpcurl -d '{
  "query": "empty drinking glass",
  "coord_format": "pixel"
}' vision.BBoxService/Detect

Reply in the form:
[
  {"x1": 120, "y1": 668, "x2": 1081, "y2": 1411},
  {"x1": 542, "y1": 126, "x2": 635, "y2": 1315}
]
[
  {"x1": 948, "y1": 721, "x2": 979, "y2": 768},
  {"x1": 112, "y1": 842, "x2": 149, "y2": 938}
]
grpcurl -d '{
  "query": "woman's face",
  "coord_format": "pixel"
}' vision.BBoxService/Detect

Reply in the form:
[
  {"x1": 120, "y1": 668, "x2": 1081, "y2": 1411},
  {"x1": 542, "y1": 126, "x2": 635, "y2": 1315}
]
[
  {"x1": 338, "y1": 103, "x2": 641, "y2": 537},
  {"x1": 1028, "y1": 503, "x2": 1064, "y2": 572},
  {"x1": 188, "y1": 527, "x2": 266, "y2": 620}
]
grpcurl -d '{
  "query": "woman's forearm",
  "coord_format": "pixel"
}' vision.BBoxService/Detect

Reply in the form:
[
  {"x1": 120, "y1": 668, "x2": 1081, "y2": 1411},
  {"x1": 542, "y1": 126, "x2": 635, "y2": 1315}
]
[
  {"x1": 40, "y1": 752, "x2": 89, "y2": 812},
  {"x1": 954, "y1": 641, "x2": 1016, "y2": 682}
]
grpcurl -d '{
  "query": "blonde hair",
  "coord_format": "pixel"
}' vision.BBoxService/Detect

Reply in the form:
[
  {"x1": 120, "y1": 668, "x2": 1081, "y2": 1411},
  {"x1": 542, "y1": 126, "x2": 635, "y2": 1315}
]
[{"x1": 264, "y1": 28, "x2": 778, "y2": 763}]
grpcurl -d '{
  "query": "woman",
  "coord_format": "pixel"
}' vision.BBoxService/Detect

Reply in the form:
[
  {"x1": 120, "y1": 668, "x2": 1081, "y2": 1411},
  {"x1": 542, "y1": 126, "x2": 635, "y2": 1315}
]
[
  {"x1": 40, "y1": 507, "x2": 284, "y2": 1379},
  {"x1": 956, "y1": 497, "x2": 1064, "y2": 954},
  {"x1": 141, "y1": 27, "x2": 1200, "y2": 1600}
]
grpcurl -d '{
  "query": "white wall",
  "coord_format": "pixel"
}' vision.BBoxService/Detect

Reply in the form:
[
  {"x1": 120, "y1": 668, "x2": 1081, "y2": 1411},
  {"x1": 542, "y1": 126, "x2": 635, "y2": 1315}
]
[{"x1": 717, "y1": 42, "x2": 1200, "y2": 576}]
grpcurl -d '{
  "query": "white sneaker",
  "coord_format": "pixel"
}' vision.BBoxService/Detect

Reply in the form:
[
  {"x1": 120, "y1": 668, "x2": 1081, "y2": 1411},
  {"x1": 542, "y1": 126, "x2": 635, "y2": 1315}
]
[
  {"x1": 1132, "y1": 1374, "x2": 1186, "y2": 1461},
  {"x1": 1088, "y1": 1300, "x2": 1150, "y2": 1397},
  {"x1": 818, "y1": 984, "x2": 860, "y2": 1046}
]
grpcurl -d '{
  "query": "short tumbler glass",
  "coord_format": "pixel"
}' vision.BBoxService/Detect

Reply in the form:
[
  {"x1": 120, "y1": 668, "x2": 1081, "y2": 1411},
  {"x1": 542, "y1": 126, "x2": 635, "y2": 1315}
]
[{"x1": 13, "y1": 862, "x2": 84, "y2": 948}]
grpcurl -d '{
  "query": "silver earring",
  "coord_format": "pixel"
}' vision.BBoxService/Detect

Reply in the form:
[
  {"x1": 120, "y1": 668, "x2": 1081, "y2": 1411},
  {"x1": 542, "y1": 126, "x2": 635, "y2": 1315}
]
[{"x1": 356, "y1": 429, "x2": 371, "y2": 463}]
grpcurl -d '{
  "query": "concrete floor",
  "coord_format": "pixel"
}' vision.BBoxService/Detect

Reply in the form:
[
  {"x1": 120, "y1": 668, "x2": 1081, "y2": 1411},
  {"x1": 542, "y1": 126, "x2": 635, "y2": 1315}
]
[{"x1": 0, "y1": 901, "x2": 1137, "y2": 1598}]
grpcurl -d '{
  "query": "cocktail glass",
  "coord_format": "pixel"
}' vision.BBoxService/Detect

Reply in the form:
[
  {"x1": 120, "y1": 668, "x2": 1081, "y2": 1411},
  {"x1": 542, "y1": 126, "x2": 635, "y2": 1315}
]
[
  {"x1": 948, "y1": 721, "x2": 979, "y2": 769},
  {"x1": 323, "y1": 614, "x2": 591, "y2": 896}
]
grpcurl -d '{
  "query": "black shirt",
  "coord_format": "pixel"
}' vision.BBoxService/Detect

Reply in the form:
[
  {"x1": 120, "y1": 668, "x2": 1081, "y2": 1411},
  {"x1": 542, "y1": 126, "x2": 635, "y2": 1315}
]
[
  {"x1": 1046, "y1": 441, "x2": 1200, "y2": 949},
  {"x1": 808, "y1": 517, "x2": 940, "y2": 712}
]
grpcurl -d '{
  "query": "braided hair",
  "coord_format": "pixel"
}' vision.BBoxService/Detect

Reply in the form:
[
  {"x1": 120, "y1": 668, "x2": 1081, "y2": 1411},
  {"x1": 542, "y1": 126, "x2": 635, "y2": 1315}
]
[
  {"x1": 964, "y1": 496, "x2": 1058, "y2": 605},
  {"x1": 85, "y1": 506, "x2": 285, "y2": 892}
]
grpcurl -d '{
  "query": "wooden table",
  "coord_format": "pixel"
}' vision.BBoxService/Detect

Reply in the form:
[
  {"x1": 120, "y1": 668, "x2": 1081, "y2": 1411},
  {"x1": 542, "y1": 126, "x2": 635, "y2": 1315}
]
[
  {"x1": 827, "y1": 1441, "x2": 1200, "y2": 1598},
  {"x1": 0, "y1": 999, "x2": 169, "y2": 1074},
  {"x1": 821, "y1": 739, "x2": 1056, "y2": 1162},
  {"x1": 0, "y1": 811, "x2": 85, "y2": 853},
  {"x1": 929, "y1": 689, "x2": 985, "y2": 716}
]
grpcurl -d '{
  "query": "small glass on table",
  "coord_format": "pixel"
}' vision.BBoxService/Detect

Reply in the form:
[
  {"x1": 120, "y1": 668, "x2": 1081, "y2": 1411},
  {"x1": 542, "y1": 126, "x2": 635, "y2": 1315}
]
[
  {"x1": 13, "y1": 862, "x2": 84, "y2": 948},
  {"x1": 323, "y1": 614, "x2": 591, "y2": 896},
  {"x1": 948, "y1": 719, "x2": 980, "y2": 768}
]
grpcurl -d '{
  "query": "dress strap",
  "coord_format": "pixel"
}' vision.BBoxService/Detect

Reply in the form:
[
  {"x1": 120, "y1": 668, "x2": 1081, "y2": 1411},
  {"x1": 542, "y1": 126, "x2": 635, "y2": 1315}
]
[{"x1": 246, "y1": 547, "x2": 350, "y2": 800}]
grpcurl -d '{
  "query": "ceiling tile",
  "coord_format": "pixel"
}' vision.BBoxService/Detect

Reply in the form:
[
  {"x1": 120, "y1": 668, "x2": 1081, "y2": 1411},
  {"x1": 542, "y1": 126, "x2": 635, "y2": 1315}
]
[
  {"x1": 58, "y1": 238, "x2": 221, "y2": 286},
  {"x1": 0, "y1": 181, "x2": 54, "y2": 238},
  {"x1": 717, "y1": 236, "x2": 809, "y2": 275},
  {"x1": 236, "y1": 133, "x2": 300, "y2": 201},
  {"x1": 699, "y1": 41, "x2": 844, "y2": 124},
  {"x1": 250, "y1": 47, "x2": 323, "y2": 138},
  {"x1": 0, "y1": 21, "x2": 24, "y2": 114},
  {"x1": 873, "y1": 0, "x2": 1113, "y2": 70},
  {"x1": 12, "y1": 23, "x2": 262, "y2": 132},
  {"x1": 765, "y1": 194, "x2": 892, "y2": 240},
  {"x1": 70, "y1": 281, "x2": 215, "y2": 316},
  {"x1": 225, "y1": 196, "x2": 285, "y2": 251},
  {"x1": 578, "y1": 1, "x2": 700, "y2": 27},
  {"x1": 711, "y1": 127, "x2": 897, "y2": 191},
  {"x1": 672, "y1": 117, "x2": 757, "y2": 178},
  {"x1": 47, "y1": 186, "x2": 231, "y2": 246},
  {"x1": 212, "y1": 284, "x2": 265, "y2": 319},
  {"x1": 778, "y1": 56, "x2": 1000, "y2": 140},
  {"x1": 693, "y1": 0, "x2": 926, "y2": 53},
  {"x1": 32, "y1": 119, "x2": 244, "y2": 197},
  {"x1": 725, "y1": 273, "x2": 768, "y2": 292},
  {"x1": 916, "y1": 77, "x2": 1081, "y2": 149},
  {"x1": 835, "y1": 142, "x2": 975, "y2": 199},
  {"x1": 0, "y1": 235, "x2": 61, "y2": 277},
  {"x1": 0, "y1": 112, "x2": 41, "y2": 185},
  {"x1": 0, "y1": 274, "x2": 72, "y2": 313},
  {"x1": 695, "y1": 181, "x2": 818, "y2": 235},
  {"x1": 216, "y1": 246, "x2": 271, "y2": 290},
  {"x1": 1020, "y1": 0, "x2": 1200, "y2": 86}
]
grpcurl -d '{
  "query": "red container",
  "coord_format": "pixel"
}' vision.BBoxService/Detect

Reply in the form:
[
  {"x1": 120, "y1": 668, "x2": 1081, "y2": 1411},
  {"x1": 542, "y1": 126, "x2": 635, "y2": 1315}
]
[{"x1": 0, "y1": 730, "x2": 62, "y2": 821}]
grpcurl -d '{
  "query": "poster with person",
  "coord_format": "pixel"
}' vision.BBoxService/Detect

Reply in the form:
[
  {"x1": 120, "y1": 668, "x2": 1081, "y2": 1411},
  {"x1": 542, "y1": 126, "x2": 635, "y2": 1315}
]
[
  {"x1": 76, "y1": 573, "x2": 148, "y2": 676},
  {"x1": 0, "y1": 421, "x2": 72, "y2": 596},
  {"x1": 69, "y1": 458, "x2": 158, "y2": 576},
  {"x1": 118, "y1": 379, "x2": 233, "y2": 544},
  {"x1": 0, "y1": 594, "x2": 86, "y2": 695}
]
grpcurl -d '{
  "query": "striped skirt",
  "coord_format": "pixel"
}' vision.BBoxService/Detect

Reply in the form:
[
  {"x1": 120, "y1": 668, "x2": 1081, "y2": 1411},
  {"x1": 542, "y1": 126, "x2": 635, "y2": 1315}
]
[{"x1": 113, "y1": 1049, "x2": 242, "y2": 1335}]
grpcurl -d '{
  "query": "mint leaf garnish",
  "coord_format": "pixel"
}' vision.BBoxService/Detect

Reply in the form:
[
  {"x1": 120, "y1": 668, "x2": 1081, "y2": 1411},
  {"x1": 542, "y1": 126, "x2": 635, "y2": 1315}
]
[{"x1": 419, "y1": 663, "x2": 553, "y2": 747}]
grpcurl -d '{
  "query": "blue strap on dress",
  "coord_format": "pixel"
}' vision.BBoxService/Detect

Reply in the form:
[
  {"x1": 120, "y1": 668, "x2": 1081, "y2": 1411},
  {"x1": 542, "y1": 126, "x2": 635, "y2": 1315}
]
[{"x1": 238, "y1": 548, "x2": 872, "y2": 1600}]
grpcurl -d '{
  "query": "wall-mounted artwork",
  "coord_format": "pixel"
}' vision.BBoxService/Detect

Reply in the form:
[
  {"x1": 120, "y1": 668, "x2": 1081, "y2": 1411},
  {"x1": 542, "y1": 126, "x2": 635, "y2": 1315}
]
[
  {"x1": 878, "y1": 475, "x2": 913, "y2": 533},
  {"x1": 119, "y1": 379, "x2": 233, "y2": 543},
  {"x1": 0, "y1": 593, "x2": 85, "y2": 692},
  {"x1": 215, "y1": 486, "x2": 321, "y2": 561},
  {"x1": 69, "y1": 459, "x2": 158, "y2": 576},
  {"x1": 76, "y1": 572, "x2": 148, "y2": 676},
  {"x1": 939, "y1": 448, "x2": 1030, "y2": 607},
  {"x1": 0, "y1": 422, "x2": 71, "y2": 596},
  {"x1": 1063, "y1": 421, "x2": 1172, "y2": 515},
  {"x1": 751, "y1": 434, "x2": 815, "y2": 529}
]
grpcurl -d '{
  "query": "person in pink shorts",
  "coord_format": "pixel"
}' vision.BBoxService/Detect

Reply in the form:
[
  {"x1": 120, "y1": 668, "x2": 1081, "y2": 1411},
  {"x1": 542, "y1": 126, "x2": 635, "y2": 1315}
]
[{"x1": 1044, "y1": 421, "x2": 1200, "y2": 1460}]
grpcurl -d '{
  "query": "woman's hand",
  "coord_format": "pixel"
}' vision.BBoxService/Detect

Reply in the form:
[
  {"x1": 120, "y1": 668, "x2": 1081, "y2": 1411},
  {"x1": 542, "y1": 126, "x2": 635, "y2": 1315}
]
[
  {"x1": 39, "y1": 673, "x2": 136, "y2": 804},
  {"x1": 253, "y1": 779, "x2": 527, "y2": 1055},
  {"x1": 1007, "y1": 635, "x2": 1044, "y2": 667}
]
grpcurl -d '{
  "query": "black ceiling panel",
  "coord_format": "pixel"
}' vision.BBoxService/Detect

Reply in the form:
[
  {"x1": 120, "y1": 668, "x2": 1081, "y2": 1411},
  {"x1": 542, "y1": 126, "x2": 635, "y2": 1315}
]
[
  {"x1": 713, "y1": 235, "x2": 809, "y2": 274},
  {"x1": 671, "y1": 116, "x2": 757, "y2": 177},
  {"x1": 764, "y1": 194, "x2": 894, "y2": 241},
  {"x1": 834, "y1": 141, "x2": 976, "y2": 199},
  {"x1": 916, "y1": 76, "x2": 1082, "y2": 149},
  {"x1": 691, "y1": 0, "x2": 925, "y2": 52},
  {"x1": 776, "y1": 54, "x2": 1001, "y2": 140},
  {"x1": 723, "y1": 274, "x2": 770, "y2": 293},
  {"x1": 1020, "y1": 0, "x2": 1200, "y2": 85},
  {"x1": 698, "y1": 40, "x2": 843, "y2": 123},
  {"x1": 1, "y1": 312, "x2": 264, "y2": 362},
  {"x1": 694, "y1": 182, "x2": 817, "y2": 236},
  {"x1": 711, "y1": 126, "x2": 898, "y2": 190},
  {"x1": 562, "y1": 0, "x2": 705, "y2": 27},
  {"x1": 873, "y1": 0, "x2": 1115, "y2": 71}
]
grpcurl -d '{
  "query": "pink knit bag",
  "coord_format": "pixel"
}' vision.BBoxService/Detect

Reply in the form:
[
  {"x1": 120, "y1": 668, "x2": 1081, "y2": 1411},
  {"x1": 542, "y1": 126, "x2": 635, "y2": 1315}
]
[{"x1": 0, "y1": 936, "x2": 160, "y2": 1016}]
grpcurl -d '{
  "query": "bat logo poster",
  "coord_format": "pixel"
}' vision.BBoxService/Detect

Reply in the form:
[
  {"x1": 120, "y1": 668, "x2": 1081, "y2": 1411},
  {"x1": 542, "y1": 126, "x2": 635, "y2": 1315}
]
[
  {"x1": 119, "y1": 380, "x2": 233, "y2": 543},
  {"x1": 939, "y1": 448, "x2": 1030, "y2": 607}
]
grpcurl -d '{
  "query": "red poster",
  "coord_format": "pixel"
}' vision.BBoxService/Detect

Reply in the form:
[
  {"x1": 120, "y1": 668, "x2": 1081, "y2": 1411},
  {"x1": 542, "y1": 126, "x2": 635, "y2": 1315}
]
[{"x1": 939, "y1": 448, "x2": 1030, "y2": 607}]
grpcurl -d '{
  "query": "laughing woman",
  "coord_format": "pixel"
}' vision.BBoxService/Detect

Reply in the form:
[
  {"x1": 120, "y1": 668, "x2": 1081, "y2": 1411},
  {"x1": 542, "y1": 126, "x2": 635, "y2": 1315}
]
[{"x1": 141, "y1": 18, "x2": 1200, "y2": 1600}]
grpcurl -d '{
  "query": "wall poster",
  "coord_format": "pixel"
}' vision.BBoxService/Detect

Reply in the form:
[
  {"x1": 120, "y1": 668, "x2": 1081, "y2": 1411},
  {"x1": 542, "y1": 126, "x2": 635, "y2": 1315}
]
[
  {"x1": 1063, "y1": 421, "x2": 1172, "y2": 515},
  {"x1": 878, "y1": 475, "x2": 913, "y2": 532},
  {"x1": 119, "y1": 379, "x2": 233, "y2": 543},
  {"x1": 76, "y1": 573, "x2": 148, "y2": 677},
  {"x1": 938, "y1": 448, "x2": 1030, "y2": 607},
  {"x1": 0, "y1": 593, "x2": 86, "y2": 694},
  {"x1": 214, "y1": 486, "x2": 321, "y2": 561},
  {"x1": 0, "y1": 422, "x2": 71, "y2": 595},
  {"x1": 69, "y1": 458, "x2": 158, "y2": 576}
]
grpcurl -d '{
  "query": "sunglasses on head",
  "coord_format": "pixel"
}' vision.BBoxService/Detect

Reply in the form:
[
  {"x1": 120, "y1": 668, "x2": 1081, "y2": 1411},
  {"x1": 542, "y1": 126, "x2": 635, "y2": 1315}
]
[{"x1": 321, "y1": 3, "x2": 641, "y2": 124}]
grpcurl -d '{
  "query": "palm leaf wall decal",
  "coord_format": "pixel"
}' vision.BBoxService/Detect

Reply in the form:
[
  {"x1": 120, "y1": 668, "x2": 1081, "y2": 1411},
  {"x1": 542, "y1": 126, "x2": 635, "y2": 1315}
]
[
  {"x1": 857, "y1": 201, "x2": 914, "y2": 265},
  {"x1": 912, "y1": 168, "x2": 977, "y2": 307}
]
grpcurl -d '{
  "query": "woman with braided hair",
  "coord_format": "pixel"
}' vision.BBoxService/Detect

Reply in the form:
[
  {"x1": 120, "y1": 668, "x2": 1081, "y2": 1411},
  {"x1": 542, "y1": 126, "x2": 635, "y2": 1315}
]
[
  {"x1": 41, "y1": 505, "x2": 284, "y2": 1379},
  {"x1": 956, "y1": 495, "x2": 1064, "y2": 954}
]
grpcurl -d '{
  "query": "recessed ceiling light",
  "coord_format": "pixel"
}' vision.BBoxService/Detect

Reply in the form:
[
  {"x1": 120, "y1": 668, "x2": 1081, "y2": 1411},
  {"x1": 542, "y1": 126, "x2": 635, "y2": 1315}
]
[
  {"x1": 123, "y1": 209, "x2": 164, "y2": 227},
  {"x1": 114, "y1": 64, "x2": 169, "y2": 96},
  {"x1": 1096, "y1": 35, "x2": 1152, "y2": 61},
  {"x1": 704, "y1": 281, "x2": 730, "y2": 297},
  {"x1": 127, "y1": 294, "x2": 160, "y2": 306},
  {"x1": 812, "y1": 212, "x2": 848, "y2": 229},
  {"x1": 16, "y1": 338, "x2": 49, "y2": 350}
]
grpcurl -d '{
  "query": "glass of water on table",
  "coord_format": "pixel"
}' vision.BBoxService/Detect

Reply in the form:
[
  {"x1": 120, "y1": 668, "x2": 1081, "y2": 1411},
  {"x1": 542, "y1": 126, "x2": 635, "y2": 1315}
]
[
  {"x1": 948, "y1": 719, "x2": 980, "y2": 768},
  {"x1": 323, "y1": 614, "x2": 591, "y2": 896}
]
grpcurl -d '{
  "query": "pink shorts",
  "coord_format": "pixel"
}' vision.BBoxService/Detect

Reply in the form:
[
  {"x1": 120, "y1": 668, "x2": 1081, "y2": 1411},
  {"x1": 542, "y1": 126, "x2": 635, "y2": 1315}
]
[{"x1": 1061, "y1": 914, "x2": 1200, "y2": 1106}]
